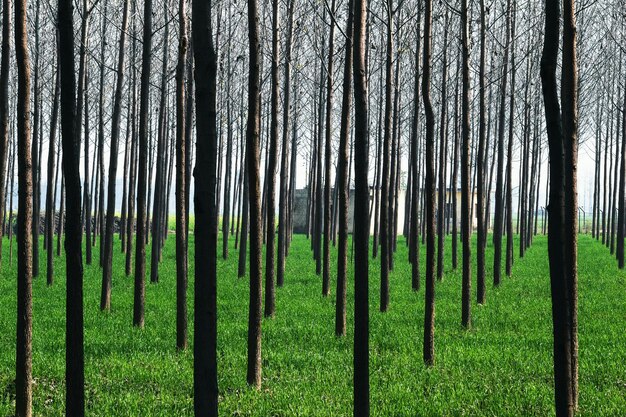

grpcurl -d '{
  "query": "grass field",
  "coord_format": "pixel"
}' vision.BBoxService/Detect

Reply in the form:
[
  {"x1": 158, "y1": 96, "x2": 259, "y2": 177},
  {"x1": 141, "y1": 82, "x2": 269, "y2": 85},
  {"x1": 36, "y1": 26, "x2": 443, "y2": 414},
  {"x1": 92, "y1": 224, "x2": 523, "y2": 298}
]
[{"x1": 0, "y1": 233, "x2": 625, "y2": 416}]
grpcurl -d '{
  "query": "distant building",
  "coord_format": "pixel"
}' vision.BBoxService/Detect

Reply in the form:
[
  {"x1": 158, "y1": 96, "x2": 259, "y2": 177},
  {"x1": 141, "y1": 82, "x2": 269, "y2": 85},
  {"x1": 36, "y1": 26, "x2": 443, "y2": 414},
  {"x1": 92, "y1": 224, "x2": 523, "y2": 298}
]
[{"x1": 291, "y1": 187, "x2": 481, "y2": 235}]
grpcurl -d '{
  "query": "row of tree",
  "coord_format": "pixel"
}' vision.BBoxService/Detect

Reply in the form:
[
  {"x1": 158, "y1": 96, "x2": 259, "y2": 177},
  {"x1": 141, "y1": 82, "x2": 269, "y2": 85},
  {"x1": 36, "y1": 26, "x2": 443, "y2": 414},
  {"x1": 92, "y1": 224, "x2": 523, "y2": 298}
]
[{"x1": 0, "y1": 0, "x2": 622, "y2": 415}]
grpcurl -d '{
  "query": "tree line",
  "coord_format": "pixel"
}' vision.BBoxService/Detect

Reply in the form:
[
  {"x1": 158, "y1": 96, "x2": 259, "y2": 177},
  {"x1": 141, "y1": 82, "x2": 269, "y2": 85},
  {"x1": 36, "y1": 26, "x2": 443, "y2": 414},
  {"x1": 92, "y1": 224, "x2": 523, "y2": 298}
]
[{"x1": 0, "y1": 0, "x2": 622, "y2": 416}]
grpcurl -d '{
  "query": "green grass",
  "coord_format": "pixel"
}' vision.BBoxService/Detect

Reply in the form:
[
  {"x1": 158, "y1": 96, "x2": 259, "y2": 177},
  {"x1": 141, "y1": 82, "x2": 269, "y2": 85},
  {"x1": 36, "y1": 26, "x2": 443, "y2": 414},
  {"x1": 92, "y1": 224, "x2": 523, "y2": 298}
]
[{"x1": 0, "y1": 233, "x2": 624, "y2": 416}]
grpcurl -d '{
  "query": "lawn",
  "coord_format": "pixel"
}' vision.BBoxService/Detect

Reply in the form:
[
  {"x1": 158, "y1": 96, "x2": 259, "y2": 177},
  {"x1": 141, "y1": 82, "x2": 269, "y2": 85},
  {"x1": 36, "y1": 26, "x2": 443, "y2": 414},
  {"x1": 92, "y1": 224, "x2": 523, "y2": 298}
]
[{"x1": 0, "y1": 233, "x2": 624, "y2": 416}]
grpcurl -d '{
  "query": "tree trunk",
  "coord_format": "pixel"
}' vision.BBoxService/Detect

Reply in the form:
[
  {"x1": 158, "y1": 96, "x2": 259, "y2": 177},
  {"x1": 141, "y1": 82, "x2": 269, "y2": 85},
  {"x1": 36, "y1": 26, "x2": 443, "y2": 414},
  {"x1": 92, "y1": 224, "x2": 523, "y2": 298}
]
[
  {"x1": 540, "y1": 0, "x2": 578, "y2": 412},
  {"x1": 493, "y1": 0, "x2": 511, "y2": 286},
  {"x1": 101, "y1": 0, "x2": 130, "y2": 311},
  {"x1": 335, "y1": 0, "x2": 353, "y2": 337},
  {"x1": 192, "y1": 0, "x2": 219, "y2": 409},
  {"x1": 322, "y1": 0, "x2": 337, "y2": 298},
  {"x1": 476, "y1": 0, "x2": 487, "y2": 304},
  {"x1": 176, "y1": 0, "x2": 188, "y2": 352},
  {"x1": 58, "y1": 0, "x2": 85, "y2": 411},
  {"x1": 45, "y1": 62, "x2": 60, "y2": 286},
  {"x1": 277, "y1": 0, "x2": 295, "y2": 288},
  {"x1": 15, "y1": 0, "x2": 34, "y2": 412},
  {"x1": 0, "y1": 0, "x2": 11, "y2": 268},
  {"x1": 264, "y1": 0, "x2": 280, "y2": 317},
  {"x1": 134, "y1": 0, "x2": 153, "y2": 328},
  {"x1": 353, "y1": 0, "x2": 370, "y2": 411},
  {"x1": 423, "y1": 0, "x2": 436, "y2": 367},
  {"x1": 246, "y1": 0, "x2": 263, "y2": 389},
  {"x1": 460, "y1": 0, "x2": 472, "y2": 329},
  {"x1": 437, "y1": 10, "x2": 449, "y2": 282}
]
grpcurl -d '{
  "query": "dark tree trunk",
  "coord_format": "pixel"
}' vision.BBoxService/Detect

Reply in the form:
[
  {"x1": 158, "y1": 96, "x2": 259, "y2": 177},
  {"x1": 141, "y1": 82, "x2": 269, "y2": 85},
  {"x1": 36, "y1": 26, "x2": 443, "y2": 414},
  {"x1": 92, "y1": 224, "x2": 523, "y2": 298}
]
[
  {"x1": 353, "y1": 0, "x2": 370, "y2": 411},
  {"x1": 46, "y1": 62, "x2": 60, "y2": 286},
  {"x1": 423, "y1": 0, "x2": 436, "y2": 367},
  {"x1": 618, "y1": 88, "x2": 626, "y2": 268},
  {"x1": 222, "y1": 16, "x2": 234, "y2": 261},
  {"x1": 0, "y1": 0, "x2": 11, "y2": 267},
  {"x1": 176, "y1": 0, "x2": 188, "y2": 352},
  {"x1": 335, "y1": 0, "x2": 353, "y2": 337},
  {"x1": 264, "y1": 0, "x2": 280, "y2": 317},
  {"x1": 322, "y1": 0, "x2": 337, "y2": 298},
  {"x1": 505, "y1": 4, "x2": 517, "y2": 277},
  {"x1": 493, "y1": 0, "x2": 511, "y2": 286},
  {"x1": 134, "y1": 0, "x2": 153, "y2": 328},
  {"x1": 409, "y1": 4, "x2": 422, "y2": 292},
  {"x1": 101, "y1": 0, "x2": 130, "y2": 311},
  {"x1": 31, "y1": 0, "x2": 41, "y2": 280},
  {"x1": 58, "y1": 0, "x2": 85, "y2": 411},
  {"x1": 540, "y1": 0, "x2": 579, "y2": 412},
  {"x1": 277, "y1": 0, "x2": 295, "y2": 287},
  {"x1": 57, "y1": 177, "x2": 64, "y2": 257},
  {"x1": 476, "y1": 0, "x2": 487, "y2": 304},
  {"x1": 192, "y1": 0, "x2": 218, "y2": 410},
  {"x1": 125, "y1": 1, "x2": 138, "y2": 276},
  {"x1": 151, "y1": 5, "x2": 170, "y2": 282},
  {"x1": 460, "y1": 0, "x2": 471, "y2": 329},
  {"x1": 437, "y1": 10, "x2": 449, "y2": 282},
  {"x1": 15, "y1": 0, "x2": 34, "y2": 412},
  {"x1": 246, "y1": 0, "x2": 263, "y2": 389}
]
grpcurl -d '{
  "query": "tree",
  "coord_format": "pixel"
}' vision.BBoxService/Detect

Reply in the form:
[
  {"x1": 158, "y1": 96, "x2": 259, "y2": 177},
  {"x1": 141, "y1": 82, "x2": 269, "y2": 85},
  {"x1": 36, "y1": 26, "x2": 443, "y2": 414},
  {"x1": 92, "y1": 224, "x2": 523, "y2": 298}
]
[
  {"x1": 134, "y1": 0, "x2": 153, "y2": 328},
  {"x1": 323, "y1": 0, "x2": 337, "y2": 298},
  {"x1": 101, "y1": 0, "x2": 130, "y2": 311},
  {"x1": 265, "y1": 0, "x2": 279, "y2": 317},
  {"x1": 277, "y1": 0, "x2": 295, "y2": 288},
  {"x1": 476, "y1": 0, "x2": 487, "y2": 304},
  {"x1": 247, "y1": 0, "x2": 263, "y2": 389},
  {"x1": 14, "y1": 0, "x2": 34, "y2": 414},
  {"x1": 409, "y1": 1, "x2": 422, "y2": 293},
  {"x1": 58, "y1": 0, "x2": 85, "y2": 411},
  {"x1": 45, "y1": 60, "x2": 60, "y2": 286},
  {"x1": 353, "y1": 0, "x2": 370, "y2": 411},
  {"x1": 493, "y1": 0, "x2": 511, "y2": 286},
  {"x1": 460, "y1": 0, "x2": 472, "y2": 329},
  {"x1": 192, "y1": 0, "x2": 219, "y2": 410},
  {"x1": 335, "y1": 0, "x2": 353, "y2": 337},
  {"x1": 379, "y1": 0, "x2": 394, "y2": 311},
  {"x1": 540, "y1": 0, "x2": 579, "y2": 413},
  {"x1": 423, "y1": 0, "x2": 436, "y2": 367},
  {"x1": 176, "y1": 0, "x2": 188, "y2": 351},
  {"x1": 0, "y1": 0, "x2": 10, "y2": 268}
]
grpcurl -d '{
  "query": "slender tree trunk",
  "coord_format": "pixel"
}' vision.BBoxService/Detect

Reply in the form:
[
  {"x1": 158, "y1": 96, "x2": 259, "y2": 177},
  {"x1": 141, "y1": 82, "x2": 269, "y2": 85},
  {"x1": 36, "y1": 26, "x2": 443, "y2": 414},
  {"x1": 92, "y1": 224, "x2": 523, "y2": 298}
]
[
  {"x1": 437, "y1": 10, "x2": 449, "y2": 282},
  {"x1": 192, "y1": 0, "x2": 218, "y2": 409},
  {"x1": 410, "y1": 4, "x2": 422, "y2": 292},
  {"x1": 353, "y1": 0, "x2": 370, "y2": 411},
  {"x1": 322, "y1": 0, "x2": 337, "y2": 298},
  {"x1": 134, "y1": 0, "x2": 153, "y2": 328},
  {"x1": 101, "y1": 0, "x2": 130, "y2": 311},
  {"x1": 277, "y1": 0, "x2": 295, "y2": 288},
  {"x1": 423, "y1": 0, "x2": 436, "y2": 367},
  {"x1": 335, "y1": 0, "x2": 353, "y2": 337},
  {"x1": 505, "y1": 2, "x2": 517, "y2": 277},
  {"x1": 246, "y1": 0, "x2": 263, "y2": 388},
  {"x1": 460, "y1": 0, "x2": 472, "y2": 329},
  {"x1": 380, "y1": 0, "x2": 394, "y2": 311},
  {"x1": 46, "y1": 62, "x2": 60, "y2": 286},
  {"x1": 176, "y1": 0, "x2": 188, "y2": 352},
  {"x1": 58, "y1": 0, "x2": 85, "y2": 410},
  {"x1": 0, "y1": 0, "x2": 11, "y2": 267},
  {"x1": 476, "y1": 0, "x2": 487, "y2": 304},
  {"x1": 541, "y1": 0, "x2": 578, "y2": 412},
  {"x1": 31, "y1": 0, "x2": 41, "y2": 280},
  {"x1": 264, "y1": 0, "x2": 280, "y2": 317},
  {"x1": 493, "y1": 0, "x2": 511, "y2": 286},
  {"x1": 15, "y1": 0, "x2": 34, "y2": 412}
]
